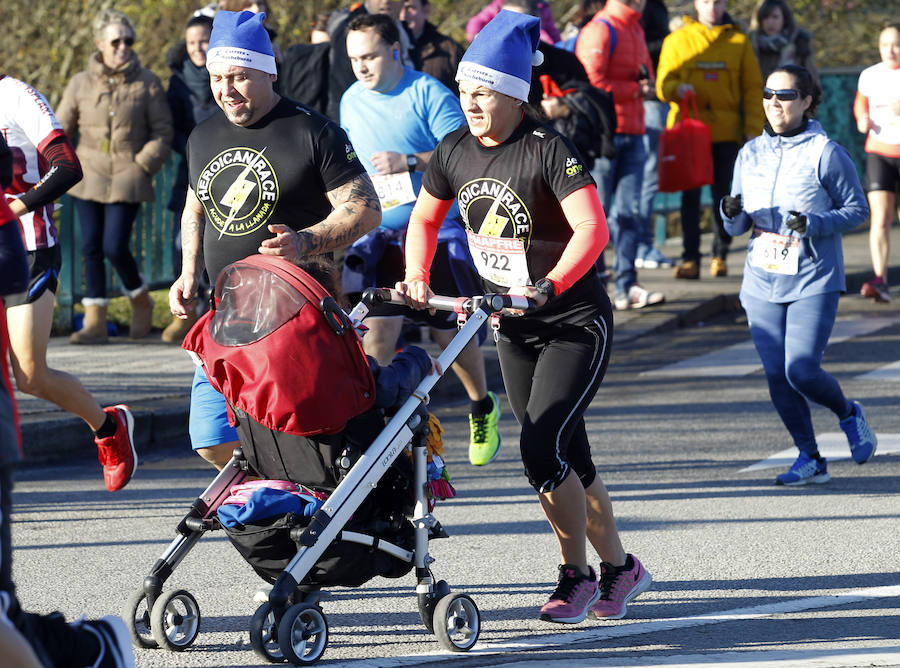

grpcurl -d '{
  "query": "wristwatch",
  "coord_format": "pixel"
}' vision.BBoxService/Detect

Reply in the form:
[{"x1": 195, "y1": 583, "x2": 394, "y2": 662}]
[
  {"x1": 534, "y1": 277, "x2": 556, "y2": 302},
  {"x1": 406, "y1": 154, "x2": 418, "y2": 173}
]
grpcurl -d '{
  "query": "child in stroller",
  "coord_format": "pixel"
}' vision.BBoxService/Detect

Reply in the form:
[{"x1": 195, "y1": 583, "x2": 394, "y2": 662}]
[
  {"x1": 208, "y1": 258, "x2": 443, "y2": 587},
  {"x1": 126, "y1": 255, "x2": 485, "y2": 665}
]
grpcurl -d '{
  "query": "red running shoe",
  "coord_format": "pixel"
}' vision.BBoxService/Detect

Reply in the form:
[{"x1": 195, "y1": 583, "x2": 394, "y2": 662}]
[
  {"x1": 861, "y1": 277, "x2": 891, "y2": 303},
  {"x1": 95, "y1": 405, "x2": 137, "y2": 492}
]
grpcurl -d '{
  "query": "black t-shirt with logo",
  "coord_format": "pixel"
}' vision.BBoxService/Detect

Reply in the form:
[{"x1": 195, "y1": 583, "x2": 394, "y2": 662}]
[
  {"x1": 188, "y1": 97, "x2": 366, "y2": 283},
  {"x1": 423, "y1": 116, "x2": 604, "y2": 324}
]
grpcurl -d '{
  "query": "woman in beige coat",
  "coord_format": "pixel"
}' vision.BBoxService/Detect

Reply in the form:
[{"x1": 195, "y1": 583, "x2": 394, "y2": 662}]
[{"x1": 57, "y1": 8, "x2": 172, "y2": 343}]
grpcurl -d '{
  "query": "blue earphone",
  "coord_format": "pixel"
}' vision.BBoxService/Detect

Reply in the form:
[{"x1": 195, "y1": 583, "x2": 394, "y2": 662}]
[{"x1": 393, "y1": 50, "x2": 399, "y2": 61}]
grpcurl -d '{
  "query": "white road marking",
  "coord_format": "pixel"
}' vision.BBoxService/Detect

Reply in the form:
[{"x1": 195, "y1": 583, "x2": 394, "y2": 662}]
[
  {"x1": 858, "y1": 360, "x2": 900, "y2": 382},
  {"x1": 641, "y1": 317, "x2": 898, "y2": 378},
  {"x1": 740, "y1": 433, "x2": 900, "y2": 472},
  {"x1": 493, "y1": 648, "x2": 900, "y2": 667},
  {"x1": 324, "y1": 584, "x2": 900, "y2": 667}
]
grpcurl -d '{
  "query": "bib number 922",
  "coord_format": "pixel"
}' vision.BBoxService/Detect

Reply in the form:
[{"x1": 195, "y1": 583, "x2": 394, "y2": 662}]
[{"x1": 480, "y1": 251, "x2": 510, "y2": 271}]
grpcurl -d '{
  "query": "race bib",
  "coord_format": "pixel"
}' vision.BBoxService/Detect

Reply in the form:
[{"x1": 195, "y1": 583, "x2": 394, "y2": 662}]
[
  {"x1": 370, "y1": 172, "x2": 416, "y2": 211},
  {"x1": 751, "y1": 231, "x2": 800, "y2": 275},
  {"x1": 466, "y1": 231, "x2": 530, "y2": 288}
]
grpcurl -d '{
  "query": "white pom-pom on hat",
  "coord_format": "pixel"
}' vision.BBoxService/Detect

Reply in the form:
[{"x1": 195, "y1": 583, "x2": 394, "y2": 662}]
[{"x1": 532, "y1": 50, "x2": 544, "y2": 67}]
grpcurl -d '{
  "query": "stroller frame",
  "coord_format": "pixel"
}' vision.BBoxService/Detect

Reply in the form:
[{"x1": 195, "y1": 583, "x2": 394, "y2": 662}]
[{"x1": 124, "y1": 291, "x2": 533, "y2": 665}]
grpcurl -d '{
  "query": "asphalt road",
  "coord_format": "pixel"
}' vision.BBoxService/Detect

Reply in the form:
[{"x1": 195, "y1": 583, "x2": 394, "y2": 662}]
[{"x1": 10, "y1": 294, "x2": 900, "y2": 668}]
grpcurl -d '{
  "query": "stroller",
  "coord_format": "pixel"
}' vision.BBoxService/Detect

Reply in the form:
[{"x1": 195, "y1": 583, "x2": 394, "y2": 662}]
[{"x1": 123, "y1": 255, "x2": 534, "y2": 665}]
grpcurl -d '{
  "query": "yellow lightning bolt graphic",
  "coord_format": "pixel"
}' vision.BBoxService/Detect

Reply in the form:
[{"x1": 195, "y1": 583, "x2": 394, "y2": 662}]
[
  {"x1": 477, "y1": 178, "x2": 511, "y2": 237},
  {"x1": 218, "y1": 147, "x2": 267, "y2": 240}
]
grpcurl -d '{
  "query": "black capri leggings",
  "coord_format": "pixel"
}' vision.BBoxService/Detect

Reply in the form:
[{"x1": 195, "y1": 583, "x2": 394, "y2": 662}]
[{"x1": 497, "y1": 311, "x2": 613, "y2": 493}]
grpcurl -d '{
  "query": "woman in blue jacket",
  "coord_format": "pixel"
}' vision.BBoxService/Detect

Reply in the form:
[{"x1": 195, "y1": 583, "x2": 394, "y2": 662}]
[{"x1": 722, "y1": 64, "x2": 877, "y2": 485}]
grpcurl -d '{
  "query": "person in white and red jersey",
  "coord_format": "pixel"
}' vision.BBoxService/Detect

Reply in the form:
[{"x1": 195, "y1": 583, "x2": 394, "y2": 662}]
[
  {"x1": 0, "y1": 134, "x2": 136, "y2": 668},
  {"x1": 0, "y1": 75, "x2": 138, "y2": 493},
  {"x1": 854, "y1": 23, "x2": 900, "y2": 304}
]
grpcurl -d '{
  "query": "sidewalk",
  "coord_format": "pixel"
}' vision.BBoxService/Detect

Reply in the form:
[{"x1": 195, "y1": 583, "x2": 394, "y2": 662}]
[{"x1": 15, "y1": 224, "x2": 897, "y2": 463}]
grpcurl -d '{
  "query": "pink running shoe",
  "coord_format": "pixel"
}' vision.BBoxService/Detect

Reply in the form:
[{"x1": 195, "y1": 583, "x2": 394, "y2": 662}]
[
  {"x1": 539, "y1": 564, "x2": 601, "y2": 624},
  {"x1": 589, "y1": 554, "x2": 652, "y2": 620}
]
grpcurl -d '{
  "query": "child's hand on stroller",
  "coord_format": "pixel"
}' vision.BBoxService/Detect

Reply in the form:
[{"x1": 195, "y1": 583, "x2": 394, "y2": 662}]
[{"x1": 395, "y1": 279, "x2": 436, "y2": 315}]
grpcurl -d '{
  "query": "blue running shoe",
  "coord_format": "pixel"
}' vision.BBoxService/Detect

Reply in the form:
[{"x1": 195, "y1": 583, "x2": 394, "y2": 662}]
[
  {"x1": 839, "y1": 401, "x2": 877, "y2": 464},
  {"x1": 775, "y1": 452, "x2": 829, "y2": 486}
]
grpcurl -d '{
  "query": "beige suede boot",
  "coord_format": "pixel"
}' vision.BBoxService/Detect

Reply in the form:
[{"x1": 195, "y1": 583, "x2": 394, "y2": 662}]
[
  {"x1": 129, "y1": 288, "x2": 155, "y2": 339},
  {"x1": 70, "y1": 303, "x2": 109, "y2": 344},
  {"x1": 160, "y1": 312, "x2": 198, "y2": 344}
]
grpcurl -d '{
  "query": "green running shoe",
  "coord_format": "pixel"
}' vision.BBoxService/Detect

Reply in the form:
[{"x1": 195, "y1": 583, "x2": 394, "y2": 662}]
[{"x1": 468, "y1": 391, "x2": 501, "y2": 465}]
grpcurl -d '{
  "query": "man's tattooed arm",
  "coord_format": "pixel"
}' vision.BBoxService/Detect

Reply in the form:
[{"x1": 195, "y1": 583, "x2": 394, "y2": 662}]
[
  {"x1": 169, "y1": 187, "x2": 206, "y2": 317},
  {"x1": 180, "y1": 188, "x2": 205, "y2": 280},
  {"x1": 293, "y1": 173, "x2": 381, "y2": 257}
]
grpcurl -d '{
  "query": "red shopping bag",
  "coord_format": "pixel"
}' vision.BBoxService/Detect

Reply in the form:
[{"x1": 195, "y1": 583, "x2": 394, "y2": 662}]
[{"x1": 658, "y1": 91, "x2": 713, "y2": 193}]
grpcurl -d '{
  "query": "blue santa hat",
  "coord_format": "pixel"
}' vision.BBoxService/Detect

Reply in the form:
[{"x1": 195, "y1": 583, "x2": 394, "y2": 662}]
[
  {"x1": 207, "y1": 10, "x2": 276, "y2": 75},
  {"x1": 456, "y1": 9, "x2": 544, "y2": 102}
]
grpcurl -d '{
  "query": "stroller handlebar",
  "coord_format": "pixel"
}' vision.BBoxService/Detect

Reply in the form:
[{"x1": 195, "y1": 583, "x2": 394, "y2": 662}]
[{"x1": 363, "y1": 288, "x2": 536, "y2": 315}]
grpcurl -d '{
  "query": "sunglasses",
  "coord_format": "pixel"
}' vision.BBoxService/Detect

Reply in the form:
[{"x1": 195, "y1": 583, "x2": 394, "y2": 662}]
[
  {"x1": 763, "y1": 87, "x2": 800, "y2": 101},
  {"x1": 111, "y1": 37, "x2": 135, "y2": 48}
]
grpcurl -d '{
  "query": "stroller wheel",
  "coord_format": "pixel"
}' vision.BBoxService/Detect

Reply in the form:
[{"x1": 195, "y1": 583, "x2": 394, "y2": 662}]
[
  {"x1": 250, "y1": 602, "x2": 286, "y2": 663},
  {"x1": 277, "y1": 603, "x2": 329, "y2": 665},
  {"x1": 417, "y1": 579, "x2": 451, "y2": 634},
  {"x1": 433, "y1": 594, "x2": 480, "y2": 652},
  {"x1": 124, "y1": 588, "x2": 157, "y2": 649},
  {"x1": 150, "y1": 589, "x2": 201, "y2": 651}
]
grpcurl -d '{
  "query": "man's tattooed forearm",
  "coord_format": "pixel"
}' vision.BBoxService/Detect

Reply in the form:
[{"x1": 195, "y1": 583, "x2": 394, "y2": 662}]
[
  {"x1": 292, "y1": 176, "x2": 381, "y2": 257},
  {"x1": 330, "y1": 174, "x2": 380, "y2": 213}
]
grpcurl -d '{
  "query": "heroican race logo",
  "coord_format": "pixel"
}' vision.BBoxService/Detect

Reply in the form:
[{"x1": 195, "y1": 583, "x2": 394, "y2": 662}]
[
  {"x1": 194, "y1": 146, "x2": 278, "y2": 239},
  {"x1": 457, "y1": 178, "x2": 534, "y2": 287},
  {"x1": 457, "y1": 178, "x2": 533, "y2": 244}
]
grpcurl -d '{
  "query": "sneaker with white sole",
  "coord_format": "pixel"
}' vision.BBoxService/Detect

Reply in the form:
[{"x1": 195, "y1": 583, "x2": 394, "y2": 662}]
[
  {"x1": 614, "y1": 284, "x2": 665, "y2": 311},
  {"x1": 76, "y1": 616, "x2": 136, "y2": 668},
  {"x1": 539, "y1": 564, "x2": 600, "y2": 624},
  {"x1": 775, "y1": 452, "x2": 829, "y2": 485},
  {"x1": 839, "y1": 401, "x2": 877, "y2": 464},
  {"x1": 636, "y1": 246, "x2": 674, "y2": 269},
  {"x1": 94, "y1": 405, "x2": 138, "y2": 492},
  {"x1": 589, "y1": 554, "x2": 651, "y2": 620}
]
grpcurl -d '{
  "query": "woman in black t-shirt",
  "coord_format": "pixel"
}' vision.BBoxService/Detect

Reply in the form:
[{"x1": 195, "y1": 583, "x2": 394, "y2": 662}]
[{"x1": 398, "y1": 9, "x2": 651, "y2": 626}]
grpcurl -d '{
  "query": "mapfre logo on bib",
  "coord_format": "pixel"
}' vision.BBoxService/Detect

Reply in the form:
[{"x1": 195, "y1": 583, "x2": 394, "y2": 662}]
[
  {"x1": 457, "y1": 178, "x2": 532, "y2": 245},
  {"x1": 195, "y1": 146, "x2": 279, "y2": 237}
]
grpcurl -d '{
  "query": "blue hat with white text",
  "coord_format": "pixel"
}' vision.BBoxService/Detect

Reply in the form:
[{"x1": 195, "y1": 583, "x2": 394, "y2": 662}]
[
  {"x1": 207, "y1": 10, "x2": 276, "y2": 75},
  {"x1": 456, "y1": 10, "x2": 543, "y2": 102}
]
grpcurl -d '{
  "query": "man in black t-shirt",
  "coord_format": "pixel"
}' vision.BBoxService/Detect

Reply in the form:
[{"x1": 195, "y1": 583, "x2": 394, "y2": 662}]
[{"x1": 169, "y1": 10, "x2": 380, "y2": 469}]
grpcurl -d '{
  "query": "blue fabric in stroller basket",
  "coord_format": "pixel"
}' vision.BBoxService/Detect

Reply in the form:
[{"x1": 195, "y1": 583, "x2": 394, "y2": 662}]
[
  {"x1": 223, "y1": 405, "x2": 418, "y2": 586},
  {"x1": 217, "y1": 485, "x2": 324, "y2": 529}
]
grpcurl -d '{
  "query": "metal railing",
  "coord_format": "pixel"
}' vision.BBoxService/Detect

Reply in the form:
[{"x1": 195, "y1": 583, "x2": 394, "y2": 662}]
[{"x1": 53, "y1": 69, "x2": 865, "y2": 329}]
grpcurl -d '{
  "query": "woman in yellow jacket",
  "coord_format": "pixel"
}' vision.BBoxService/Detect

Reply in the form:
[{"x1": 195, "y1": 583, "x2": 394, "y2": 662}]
[{"x1": 656, "y1": 0, "x2": 763, "y2": 279}]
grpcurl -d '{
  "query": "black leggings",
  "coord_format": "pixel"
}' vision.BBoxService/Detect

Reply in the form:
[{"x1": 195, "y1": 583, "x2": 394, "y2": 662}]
[
  {"x1": 680, "y1": 141, "x2": 740, "y2": 262},
  {"x1": 497, "y1": 313, "x2": 612, "y2": 493}
]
